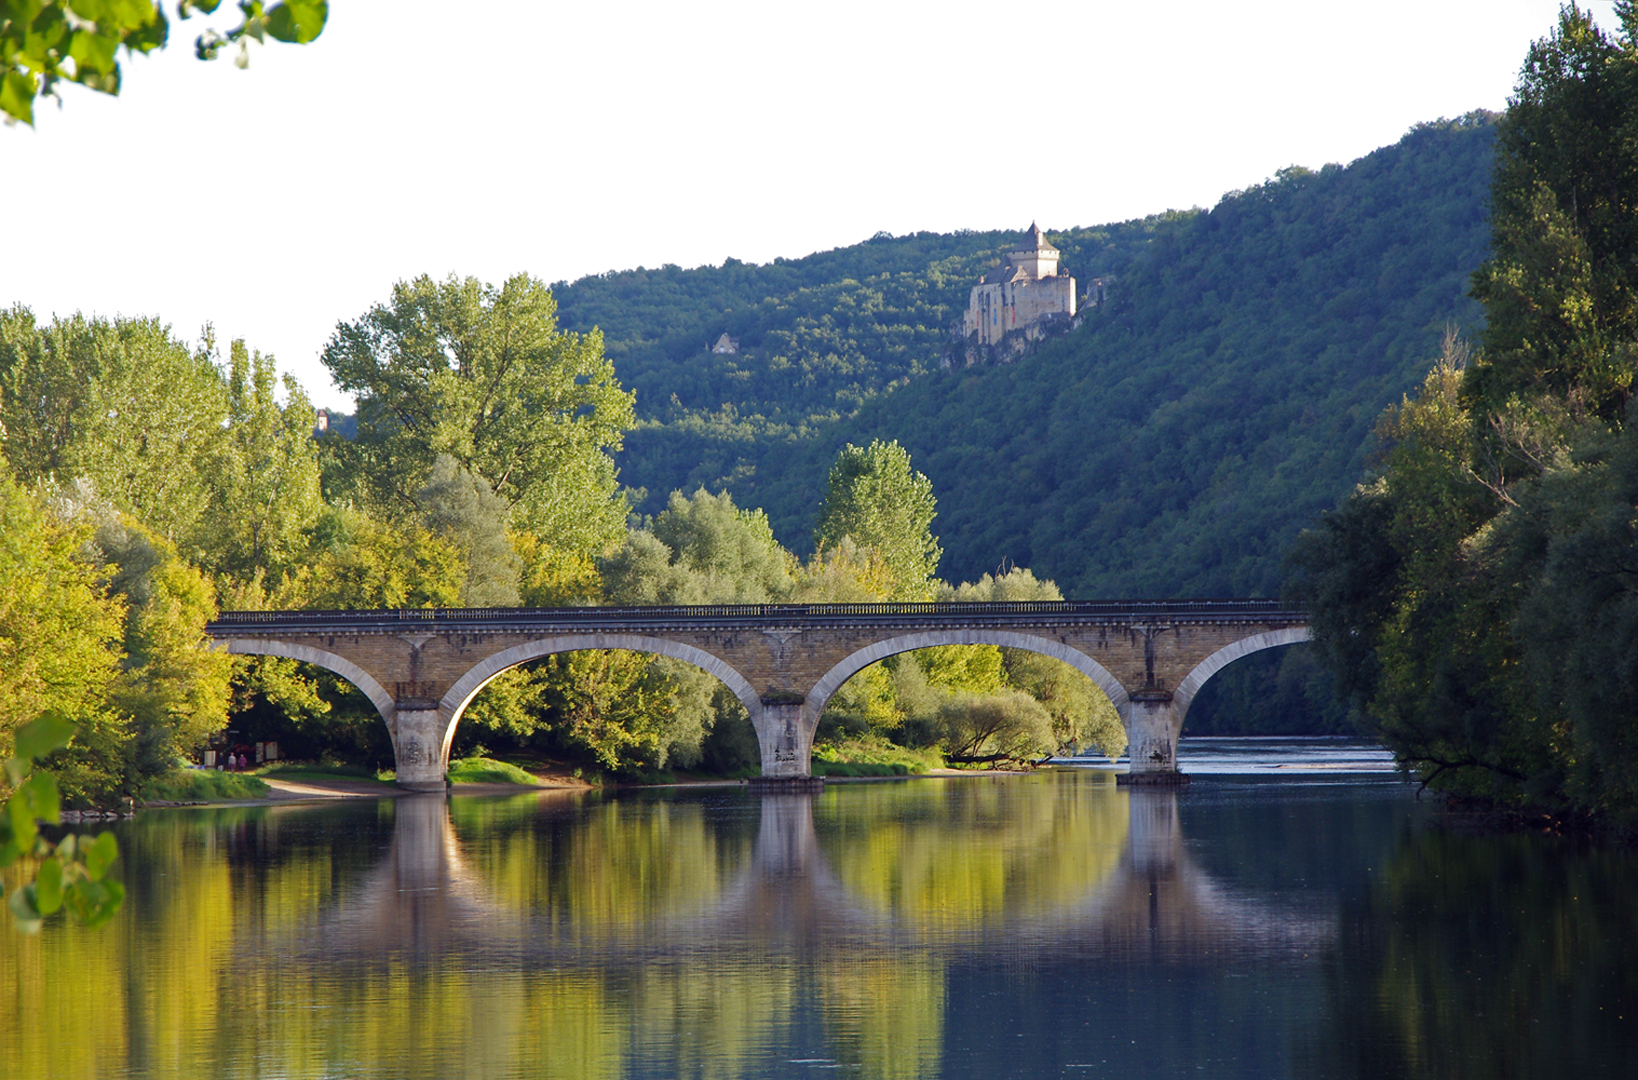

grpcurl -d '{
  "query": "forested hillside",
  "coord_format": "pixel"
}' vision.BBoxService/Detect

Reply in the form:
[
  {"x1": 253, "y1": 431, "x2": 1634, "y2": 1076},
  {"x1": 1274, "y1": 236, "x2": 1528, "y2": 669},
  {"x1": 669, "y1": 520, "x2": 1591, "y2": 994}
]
[
  {"x1": 553, "y1": 221, "x2": 1182, "y2": 512},
  {"x1": 557, "y1": 114, "x2": 1496, "y2": 600}
]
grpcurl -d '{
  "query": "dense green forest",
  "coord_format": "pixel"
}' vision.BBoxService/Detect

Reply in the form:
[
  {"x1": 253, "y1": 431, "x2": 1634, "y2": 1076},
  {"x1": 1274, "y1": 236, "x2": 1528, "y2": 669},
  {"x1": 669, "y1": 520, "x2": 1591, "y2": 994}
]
[
  {"x1": 551, "y1": 223, "x2": 1169, "y2": 458},
  {"x1": 554, "y1": 116, "x2": 1495, "y2": 602},
  {"x1": 1293, "y1": 6, "x2": 1638, "y2": 820}
]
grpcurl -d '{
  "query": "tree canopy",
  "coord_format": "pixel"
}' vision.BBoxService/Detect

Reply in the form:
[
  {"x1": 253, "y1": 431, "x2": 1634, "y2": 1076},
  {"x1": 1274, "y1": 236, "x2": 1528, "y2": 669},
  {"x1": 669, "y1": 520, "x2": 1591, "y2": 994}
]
[
  {"x1": 813, "y1": 439, "x2": 940, "y2": 600},
  {"x1": 322, "y1": 273, "x2": 635, "y2": 560},
  {"x1": 1290, "y1": 5, "x2": 1638, "y2": 815}
]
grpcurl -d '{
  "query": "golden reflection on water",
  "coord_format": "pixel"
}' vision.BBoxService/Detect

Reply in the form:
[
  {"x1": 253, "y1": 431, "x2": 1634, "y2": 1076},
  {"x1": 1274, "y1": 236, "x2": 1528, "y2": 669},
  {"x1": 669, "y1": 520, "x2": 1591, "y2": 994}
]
[
  {"x1": 0, "y1": 773, "x2": 1315, "y2": 1079},
  {"x1": 817, "y1": 773, "x2": 1129, "y2": 932}
]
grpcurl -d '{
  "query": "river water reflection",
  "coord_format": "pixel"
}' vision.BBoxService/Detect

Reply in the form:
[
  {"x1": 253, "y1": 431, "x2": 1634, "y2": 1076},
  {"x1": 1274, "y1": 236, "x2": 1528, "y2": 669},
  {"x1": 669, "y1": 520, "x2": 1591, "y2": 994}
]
[{"x1": 5, "y1": 745, "x2": 1638, "y2": 1078}]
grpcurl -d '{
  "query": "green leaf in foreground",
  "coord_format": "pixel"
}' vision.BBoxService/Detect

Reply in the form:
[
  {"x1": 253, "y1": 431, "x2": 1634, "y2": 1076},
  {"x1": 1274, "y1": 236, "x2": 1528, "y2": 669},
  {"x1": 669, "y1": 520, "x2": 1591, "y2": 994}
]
[
  {"x1": 264, "y1": 0, "x2": 327, "y2": 43},
  {"x1": 63, "y1": 878, "x2": 124, "y2": 929},
  {"x1": 85, "y1": 832, "x2": 119, "y2": 881},
  {"x1": 34, "y1": 857, "x2": 63, "y2": 916},
  {"x1": 13, "y1": 712, "x2": 77, "y2": 764}
]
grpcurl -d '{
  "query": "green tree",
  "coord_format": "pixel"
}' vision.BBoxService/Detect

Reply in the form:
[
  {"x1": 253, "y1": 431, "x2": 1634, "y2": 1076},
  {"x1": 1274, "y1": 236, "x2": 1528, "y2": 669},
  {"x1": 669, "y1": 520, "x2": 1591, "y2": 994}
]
[
  {"x1": 539, "y1": 650, "x2": 680, "y2": 774},
  {"x1": 202, "y1": 338, "x2": 325, "y2": 588},
  {"x1": 1506, "y1": 429, "x2": 1638, "y2": 808},
  {"x1": 813, "y1": 440, "x2": 940, "y2": 600},
  {"x1": 0, "y1": 474, "x2": 123, "y2": 757},
  {"x1": 322, "y1": 273, "x2": 635, "y2": 560},
  {"x1": 601, "y1": 488, "x2": 795, "y2": 605},
  {"x1": 933, "y1": 689, "x2": 1056, "y2": 765},
  {"x1": 93, "y1": 517, "x2": 233, "y2": 789},
  {"x1": 0, "y1": 310, "x2": 229, "y2": 552},
  {"x1": 1467, "y1": 2, "x2": 1638, "y2": 424},
  {"x1": 1288, "y1": 9, "x2": 1638, "y2": 812},
  {"x1": 293, "y1": 507, "x2": 464, "y2": 610},
  {"x1": 417, "y1": 454, "x2": 521, "y2": 607},
  {"x1": 1, "y1": 0, "x2": 327, "y2": 126}
]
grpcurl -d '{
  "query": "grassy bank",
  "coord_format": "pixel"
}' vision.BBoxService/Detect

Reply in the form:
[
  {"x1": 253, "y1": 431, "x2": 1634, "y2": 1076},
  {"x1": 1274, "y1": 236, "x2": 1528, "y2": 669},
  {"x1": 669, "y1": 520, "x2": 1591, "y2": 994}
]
[
  {"x1": 447, "y1": 756, "x2": 540, "y2": 785},
  {"x1": 143, "y1": 769, "x2": 270, "y2": 802},
  {"x1": 811, "y1": 735, "x2": 940, "y2": 777},
  {"x1": 258, "y1": 762, "x2": 398, "y2": 786}
]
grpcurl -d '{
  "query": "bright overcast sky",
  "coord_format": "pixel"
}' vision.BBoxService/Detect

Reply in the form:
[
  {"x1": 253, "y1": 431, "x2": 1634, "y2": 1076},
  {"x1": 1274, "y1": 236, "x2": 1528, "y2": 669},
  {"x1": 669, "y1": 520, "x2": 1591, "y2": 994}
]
[{"x1": 1, "y1": 0, "x2": 1621, "y2": 410}]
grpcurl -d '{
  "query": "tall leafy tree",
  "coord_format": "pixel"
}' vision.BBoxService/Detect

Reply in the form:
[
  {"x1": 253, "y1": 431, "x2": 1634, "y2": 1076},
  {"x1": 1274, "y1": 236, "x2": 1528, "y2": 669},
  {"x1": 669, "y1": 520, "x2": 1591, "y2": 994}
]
[
  {"x1": 322, "y1": 273, "x2": 635, "y2": 560},
  {"x1": 291, "y1": 506, "x2": 464, "y2": 610},
  {"x1": 813, "y1": 440, "x2": 940, "y2": 600},
  {"x1": 1293, "y1": 6, "x2": 1638, "y2": 812},
  {"x1": 0, "y1": 310, "x2": 229, "y2": 551},
  {"x1": 1467, "y1": 2, "x2": 1638, "y2": 425},
  {"x1": 0, "y1": 474, "x2": 123, "y2": 758},
  {"x1": 601, "y1": 488, "x2": 795, "y2": 604},
  {"x1": 202, "y1": 338, "x2": 325, "y2": 587},
  {"x1": 416, "y1": 454, "x2": 521, "y2": 607}
]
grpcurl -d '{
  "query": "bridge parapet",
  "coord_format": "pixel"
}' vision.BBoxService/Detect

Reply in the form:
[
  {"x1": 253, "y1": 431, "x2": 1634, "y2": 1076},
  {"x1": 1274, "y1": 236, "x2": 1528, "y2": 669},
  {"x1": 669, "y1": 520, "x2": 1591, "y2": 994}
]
[
  {"x1": 207, "y1": 601, "x2": 1309, "y2": 789},
  {"x1": 210, "y1": 599, "x2": 1305, "y2": 634}
]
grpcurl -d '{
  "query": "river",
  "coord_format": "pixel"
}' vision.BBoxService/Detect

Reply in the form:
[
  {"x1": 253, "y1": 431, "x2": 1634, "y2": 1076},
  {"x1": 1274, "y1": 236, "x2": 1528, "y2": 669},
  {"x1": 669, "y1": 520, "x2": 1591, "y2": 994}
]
[{"x1": 4, "y1": 738, "x2": 1637, "y2": 1078}]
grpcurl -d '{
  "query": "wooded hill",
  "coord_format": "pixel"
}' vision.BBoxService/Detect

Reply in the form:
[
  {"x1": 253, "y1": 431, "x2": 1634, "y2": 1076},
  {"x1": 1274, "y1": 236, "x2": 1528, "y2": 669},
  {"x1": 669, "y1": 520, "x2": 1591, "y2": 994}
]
[{"x1": 554, "y1": 113, "x2": 1497, "y2": 602}]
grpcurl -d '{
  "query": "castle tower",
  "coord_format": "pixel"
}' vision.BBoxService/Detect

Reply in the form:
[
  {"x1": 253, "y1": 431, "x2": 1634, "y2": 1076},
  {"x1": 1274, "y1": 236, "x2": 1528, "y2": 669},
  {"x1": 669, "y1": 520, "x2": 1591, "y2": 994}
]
[
  {"x1": 962, "y1": 224, "x2": 1076, "y2": 349},
  {"x1": 1006, "y1": 222, "x2": 1060, "y2": 281}
]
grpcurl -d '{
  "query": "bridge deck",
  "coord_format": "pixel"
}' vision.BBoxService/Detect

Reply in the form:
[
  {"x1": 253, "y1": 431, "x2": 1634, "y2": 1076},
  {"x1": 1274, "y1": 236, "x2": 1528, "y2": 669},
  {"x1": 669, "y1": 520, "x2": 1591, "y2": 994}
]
[{"x1": 209, "y1": 599, "x2": 1306, "y2": 636}]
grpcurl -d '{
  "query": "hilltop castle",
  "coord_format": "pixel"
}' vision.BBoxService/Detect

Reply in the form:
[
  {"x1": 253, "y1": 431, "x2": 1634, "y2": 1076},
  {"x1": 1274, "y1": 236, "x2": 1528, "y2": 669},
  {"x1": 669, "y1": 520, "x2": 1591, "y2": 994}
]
[{"x1": 963, "y1": 224, "x2": 1077, "y2": 347}]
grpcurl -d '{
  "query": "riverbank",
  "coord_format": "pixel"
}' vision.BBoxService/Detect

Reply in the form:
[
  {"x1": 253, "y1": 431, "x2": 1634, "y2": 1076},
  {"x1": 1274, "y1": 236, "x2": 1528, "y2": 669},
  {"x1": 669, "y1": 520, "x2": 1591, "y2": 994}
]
[{"x1": 133, "y1": 764, "x2": 1016, "y2": 811}]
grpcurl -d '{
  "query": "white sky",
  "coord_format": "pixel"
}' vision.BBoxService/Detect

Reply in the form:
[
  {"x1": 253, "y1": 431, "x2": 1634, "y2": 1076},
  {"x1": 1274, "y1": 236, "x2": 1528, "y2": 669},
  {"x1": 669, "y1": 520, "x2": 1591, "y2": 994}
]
[{"x1": 1, "y1": 1, "x2": 1621, "y2": 411}]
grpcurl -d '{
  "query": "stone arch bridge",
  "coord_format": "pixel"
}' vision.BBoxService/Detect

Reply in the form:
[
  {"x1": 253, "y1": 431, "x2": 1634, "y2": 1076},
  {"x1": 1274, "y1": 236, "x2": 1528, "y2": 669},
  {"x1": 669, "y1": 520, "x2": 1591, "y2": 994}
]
[{"x1": 206, "y1": 601, "x2": 1309, "y2": 791}]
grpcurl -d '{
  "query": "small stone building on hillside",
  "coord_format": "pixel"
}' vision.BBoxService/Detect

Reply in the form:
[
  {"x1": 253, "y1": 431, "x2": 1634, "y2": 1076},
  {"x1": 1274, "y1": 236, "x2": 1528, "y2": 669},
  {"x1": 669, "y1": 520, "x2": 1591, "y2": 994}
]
[{"x1": 963, "y1": 224, "x2": 1077, "y2": 347}]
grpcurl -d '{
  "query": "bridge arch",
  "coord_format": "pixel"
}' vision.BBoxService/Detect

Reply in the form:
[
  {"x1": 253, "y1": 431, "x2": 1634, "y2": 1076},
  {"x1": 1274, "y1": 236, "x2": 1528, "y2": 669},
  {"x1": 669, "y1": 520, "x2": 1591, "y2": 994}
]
[
  {"x1": 806, "y1": 630, "x2": 1132, "y2": 725},
  {"x1": 1171, "y1": 627, "x2": 1313, "y2": 723},
  {"x1": 219, "y1": 638, "x2": 396, "y2": 719},
  {"x1": 437, "y1": 634, "x2": 764, "y2": 766}
]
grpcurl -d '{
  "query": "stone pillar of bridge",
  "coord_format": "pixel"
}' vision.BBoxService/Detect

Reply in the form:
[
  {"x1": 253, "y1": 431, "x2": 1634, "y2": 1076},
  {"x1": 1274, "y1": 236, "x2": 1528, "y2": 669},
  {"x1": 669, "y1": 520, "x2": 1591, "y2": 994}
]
[
  {"x1": 1125, "y1": 690, "x2": 1182, "y2": 778},
  {"x1": 391, "y1": 702, "x2": 455, "y2": 792},
  {"x1": 752, "y1": 700, "x2": 813, "y2": 779}
]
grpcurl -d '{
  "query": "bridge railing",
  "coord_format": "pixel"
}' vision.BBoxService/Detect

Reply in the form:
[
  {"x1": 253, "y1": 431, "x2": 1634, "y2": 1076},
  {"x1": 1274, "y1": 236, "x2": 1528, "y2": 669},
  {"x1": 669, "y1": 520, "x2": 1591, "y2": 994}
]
[{"x1": 209, "y1": 599, "x2": 1306, "y2": 631}]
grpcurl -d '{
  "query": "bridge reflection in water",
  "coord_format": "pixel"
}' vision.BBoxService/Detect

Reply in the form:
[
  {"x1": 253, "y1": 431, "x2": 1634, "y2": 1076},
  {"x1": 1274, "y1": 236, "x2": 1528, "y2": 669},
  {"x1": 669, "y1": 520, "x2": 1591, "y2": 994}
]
[
  {"x1": 299, "y1": 778, "x2": 1332, "y2": 968},
  {"x1": 0, "y1": 775, "x2": 1351, "y2": 1080}
]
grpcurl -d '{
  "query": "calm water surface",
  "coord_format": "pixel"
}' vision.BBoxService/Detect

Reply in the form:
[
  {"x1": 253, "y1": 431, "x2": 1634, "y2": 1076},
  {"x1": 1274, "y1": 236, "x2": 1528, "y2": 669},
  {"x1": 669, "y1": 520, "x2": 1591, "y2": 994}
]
[{"x1": 5, "y1": 738, "x2": 1638, "y2": 1079}]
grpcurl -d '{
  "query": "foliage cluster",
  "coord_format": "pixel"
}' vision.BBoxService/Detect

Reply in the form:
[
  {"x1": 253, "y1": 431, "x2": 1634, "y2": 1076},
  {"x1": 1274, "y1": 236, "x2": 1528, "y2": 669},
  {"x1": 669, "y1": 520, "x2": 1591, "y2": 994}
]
[
  {"x1": 0, "y1": 274, "x2": 643, "y2": 795},
  {"x1": 0, "y1": 714, "x2": 122, "y2": 933},
  {"x1": 1289, "y1": 5, "x2": 1638, "y2": 816},
  {"x1": 0, "y1": 0, "x2": 326, "y2": 126}
]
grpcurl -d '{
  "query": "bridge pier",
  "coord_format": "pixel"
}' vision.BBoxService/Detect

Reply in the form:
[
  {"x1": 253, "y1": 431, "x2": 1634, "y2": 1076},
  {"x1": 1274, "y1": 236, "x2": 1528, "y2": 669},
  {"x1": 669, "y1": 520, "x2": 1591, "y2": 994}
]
[
  {"x1": 391, "y1": 703, "x2": 455, "y2": 792},
  {"x1": 1123, "y1": 691, "x2": 1184, "y2": 781},
  {"x1": 753, "y1": 699, "x2": 812, "y2": 779}
]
